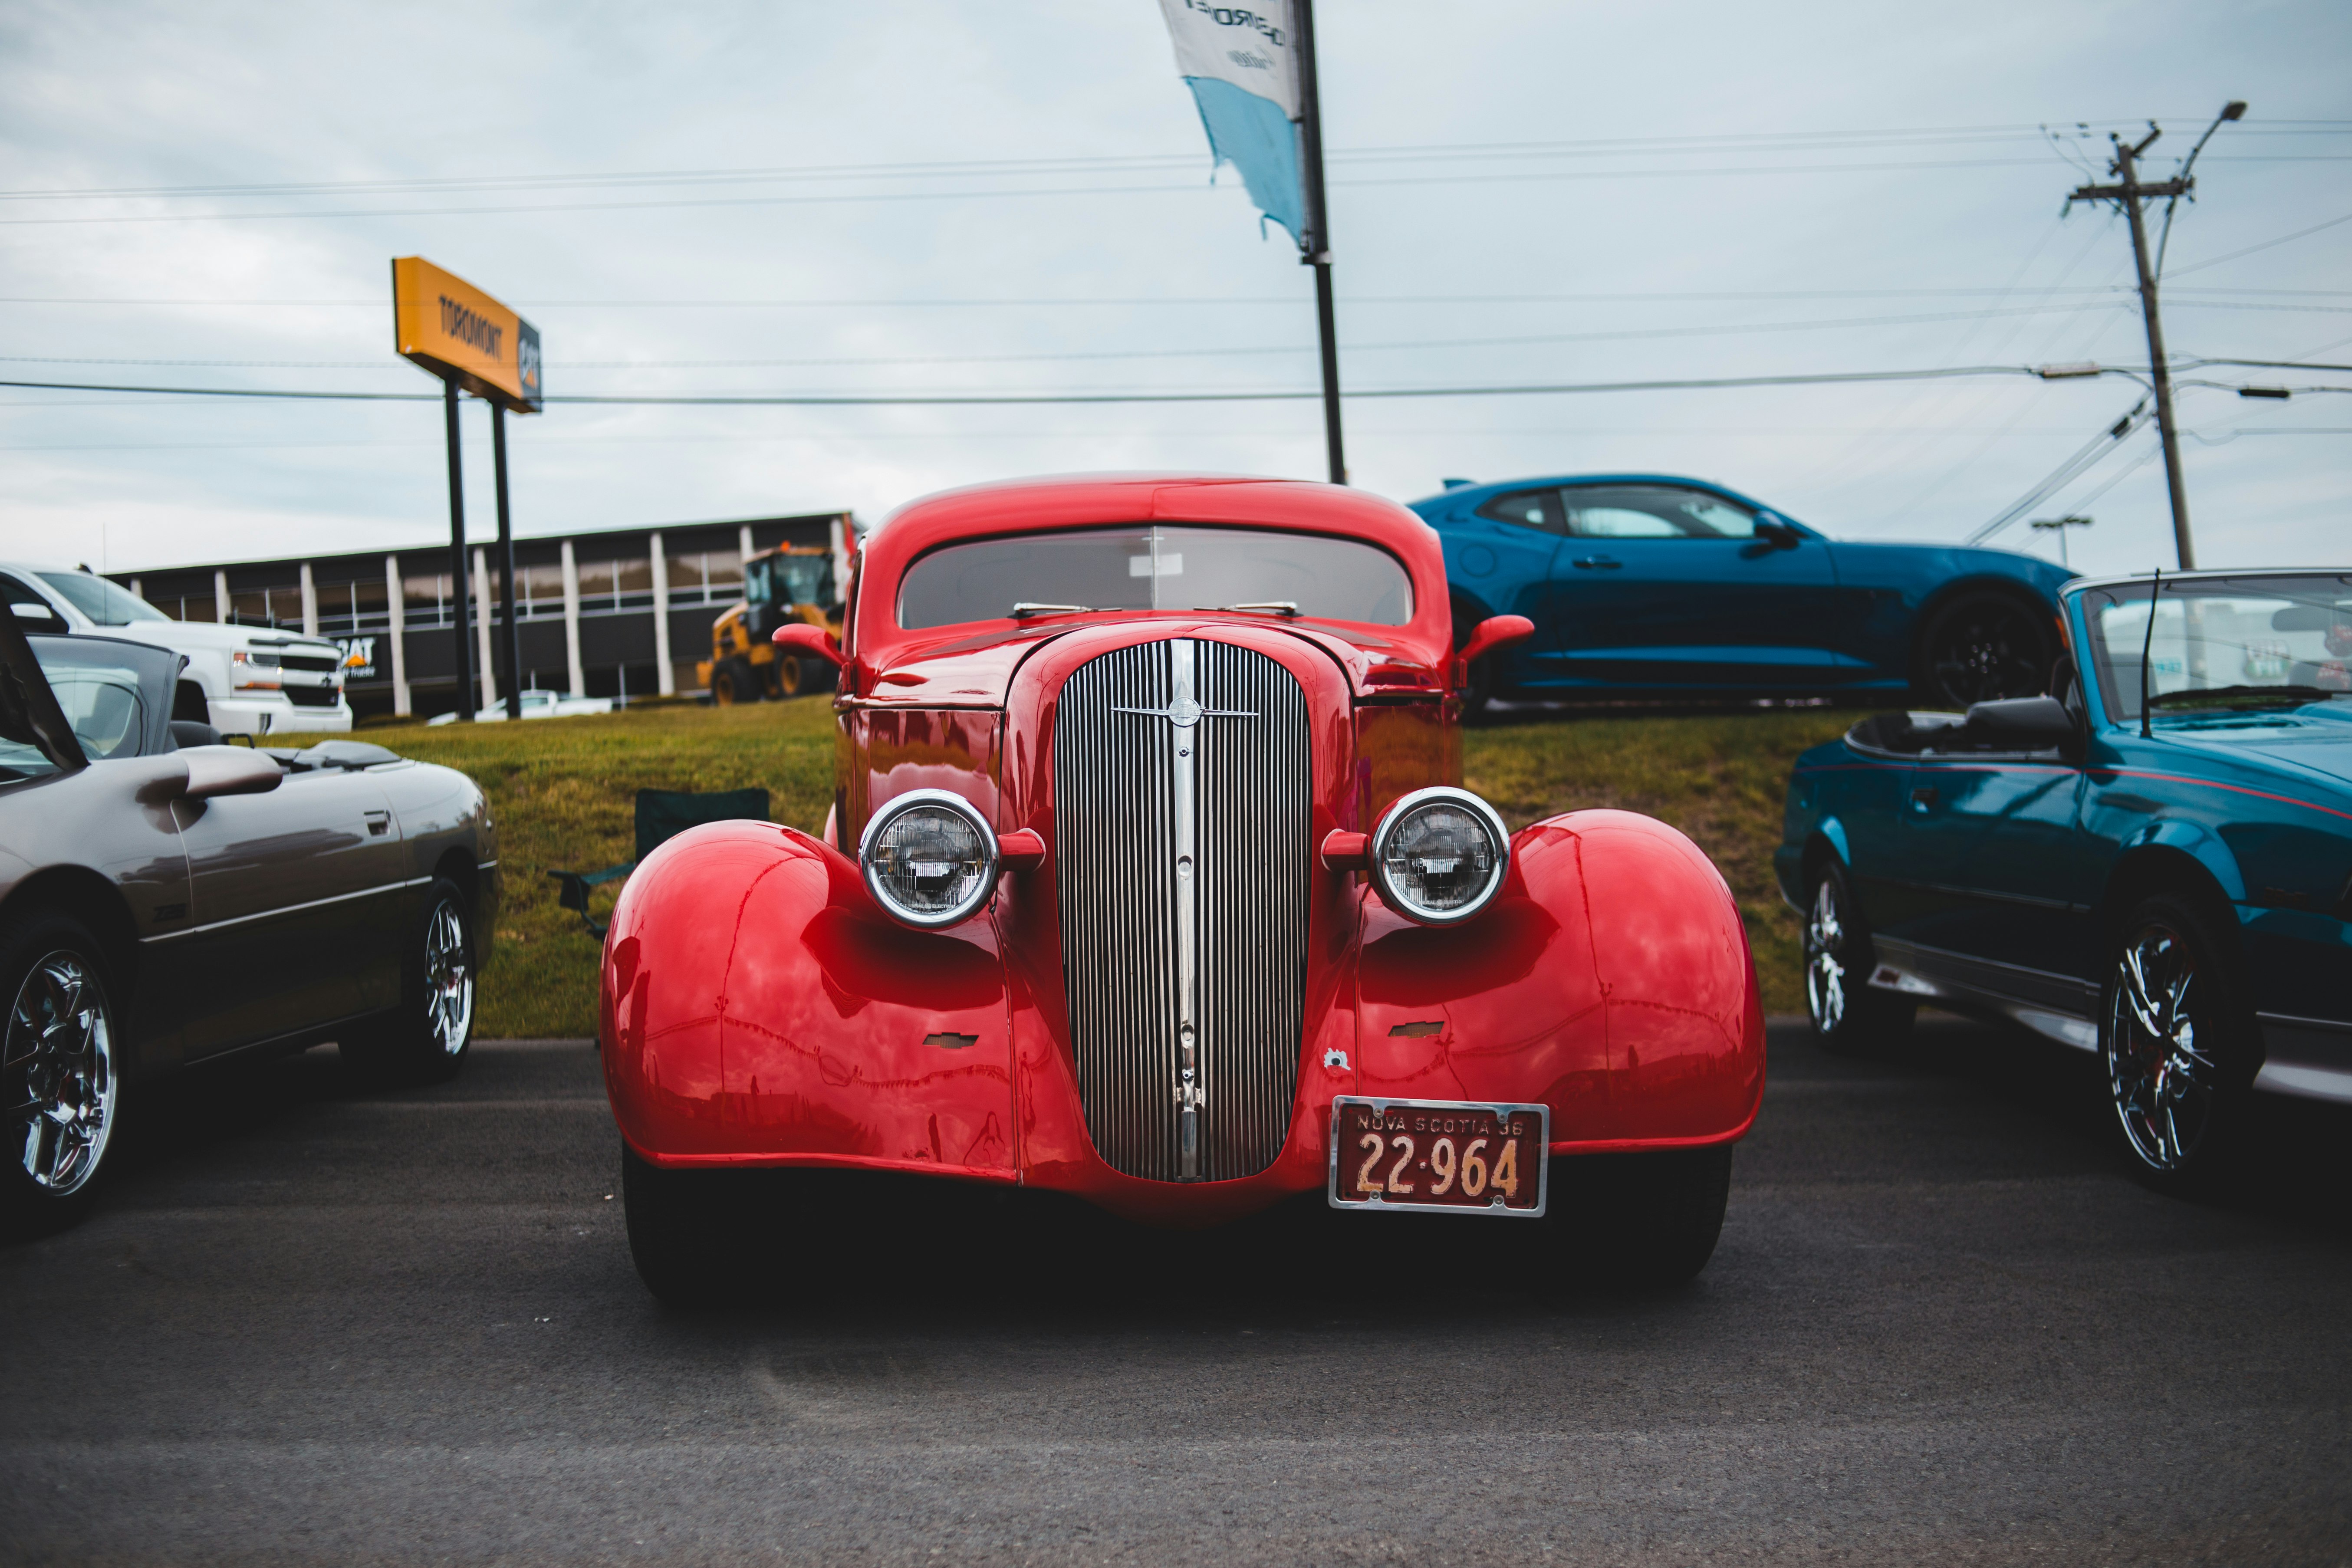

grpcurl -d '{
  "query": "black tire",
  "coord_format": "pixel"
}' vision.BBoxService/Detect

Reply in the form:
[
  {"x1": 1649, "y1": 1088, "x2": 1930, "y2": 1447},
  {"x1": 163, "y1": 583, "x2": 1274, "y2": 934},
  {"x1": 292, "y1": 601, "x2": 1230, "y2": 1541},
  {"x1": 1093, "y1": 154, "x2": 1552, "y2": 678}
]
[
  {"x1": 2099, "y1": 893, "x2": 2257, "y2": 1196},
  {"x1": 0, "y1": 911, "x2": 125, "y2": 1241},
  {"x1": 340, "y1": 877, "x2": 476, "y2": 1087},
  {"x1": 711, "y1": 657, "x2": 760, "y2": 707},
  {"x1": 622, "y1": 1142, "x2": 732, "y2": 1306},
  {"x1": 1803, "y1": 858, "x2": 1916, "y2": 1054},
  {"x1": 1533, "y1": 1146, "x2": 1735, "y2": 1290},
  {"x1": 1913, "y1": 591, "x2": 2055, "y2": 709}
]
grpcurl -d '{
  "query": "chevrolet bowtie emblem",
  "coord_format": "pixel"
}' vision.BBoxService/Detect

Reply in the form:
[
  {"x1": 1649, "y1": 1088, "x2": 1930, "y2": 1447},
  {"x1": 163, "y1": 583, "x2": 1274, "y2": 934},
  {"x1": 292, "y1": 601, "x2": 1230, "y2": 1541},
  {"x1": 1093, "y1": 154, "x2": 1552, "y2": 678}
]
[{"x1": 1111, "y1": 694, "x2": 1256, "y2": 728}]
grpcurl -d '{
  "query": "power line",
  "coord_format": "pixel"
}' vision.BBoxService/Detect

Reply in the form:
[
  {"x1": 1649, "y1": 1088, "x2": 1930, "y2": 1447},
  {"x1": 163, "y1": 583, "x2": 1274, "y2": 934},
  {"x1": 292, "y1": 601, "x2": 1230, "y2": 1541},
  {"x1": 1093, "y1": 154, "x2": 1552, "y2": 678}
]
[
  {"x1": 0, "y1": 363, "x2": 2177, "y2": 407},
  {"x1": 5, "y1": 157, "x2": 2345, "y2": 228},
  {"x1": 2164, "y1": 208, "x2": 2352, "y2": 277},
  {"x1": 7, "y1": 119, "x2": 2345, "y2": 203},
  {"x1": 1967, "y1": 401, "x2": 2154, "y2": 544},
  {"x1": 7, "y1": 286, "x2": 2342, "y2": 309},
  {"x1": 0, "y1": 301, "x2": 2161, "y2": 374}
]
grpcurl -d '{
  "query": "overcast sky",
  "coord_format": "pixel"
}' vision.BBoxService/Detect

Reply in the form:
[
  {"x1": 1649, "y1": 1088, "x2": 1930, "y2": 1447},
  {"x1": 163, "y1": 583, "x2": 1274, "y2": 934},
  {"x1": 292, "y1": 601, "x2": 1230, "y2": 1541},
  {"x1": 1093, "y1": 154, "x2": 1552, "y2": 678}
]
[{"x1": 1, "y1": 0, "x2": 2345, "y2": 580}]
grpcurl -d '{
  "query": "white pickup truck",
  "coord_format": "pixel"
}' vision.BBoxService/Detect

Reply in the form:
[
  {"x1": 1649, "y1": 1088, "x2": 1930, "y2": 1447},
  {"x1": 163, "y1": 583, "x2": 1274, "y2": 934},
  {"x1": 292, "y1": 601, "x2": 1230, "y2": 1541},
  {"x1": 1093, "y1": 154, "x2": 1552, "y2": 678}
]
[{"x1": 0, "y1": 562, "x2": 354, "y2": 736}]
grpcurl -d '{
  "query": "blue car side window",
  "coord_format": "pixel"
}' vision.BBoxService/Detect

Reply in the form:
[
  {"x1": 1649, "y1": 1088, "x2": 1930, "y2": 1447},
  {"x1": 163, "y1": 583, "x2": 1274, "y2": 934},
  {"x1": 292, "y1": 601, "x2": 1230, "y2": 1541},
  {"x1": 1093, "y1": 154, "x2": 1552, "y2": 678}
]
[
  {"x1": 1474, "y1": 488, "x2": 1564, "y2": 534},
  {"x1": 1560, "y1": 485, "x2": 1759, "y2": 539}
]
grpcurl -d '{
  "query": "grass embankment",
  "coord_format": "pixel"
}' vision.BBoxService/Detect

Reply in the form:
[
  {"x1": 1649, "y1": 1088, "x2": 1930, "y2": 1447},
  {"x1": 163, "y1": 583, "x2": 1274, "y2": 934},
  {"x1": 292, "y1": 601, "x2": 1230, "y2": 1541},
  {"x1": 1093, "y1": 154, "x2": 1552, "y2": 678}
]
[
  {"x1": 377, "y1": 700, "x2": 1850, "y2": 1037},
  {"x1": 376, "y1": 700, "x2": 839, "y2": 1039},
  {"x1": 1463, "y1": 709, "x2": 1852, "y2": 1016}
]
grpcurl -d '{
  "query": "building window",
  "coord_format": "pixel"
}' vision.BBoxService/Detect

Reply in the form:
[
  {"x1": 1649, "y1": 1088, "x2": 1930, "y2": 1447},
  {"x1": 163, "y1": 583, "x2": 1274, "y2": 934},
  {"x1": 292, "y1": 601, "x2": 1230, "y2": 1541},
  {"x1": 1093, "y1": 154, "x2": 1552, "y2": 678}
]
[
  {"x1": 576, "y1": 559, "x2": 616, "y2": 613},
  {"x1": 228, "y1": 584, "x2": 301, "y2": 628},
  {"x1": 404, "y1": 572, "x2": 452, "y2": 630},
  {"x1": 570, "y1": 557, "x2": 651, "y2": 618},
  {"x1": 668, "y1": 549, "x2": 741, "y2": 605},
  {"x1": 314, "y1": 575, "x2": 391, "y2": 637},
  {"x1": 616, "y1": 556, "x2": 653, "y2": 611},
  {"x1": 519, "y1": 561, "x2": 567, "y2": 619}
]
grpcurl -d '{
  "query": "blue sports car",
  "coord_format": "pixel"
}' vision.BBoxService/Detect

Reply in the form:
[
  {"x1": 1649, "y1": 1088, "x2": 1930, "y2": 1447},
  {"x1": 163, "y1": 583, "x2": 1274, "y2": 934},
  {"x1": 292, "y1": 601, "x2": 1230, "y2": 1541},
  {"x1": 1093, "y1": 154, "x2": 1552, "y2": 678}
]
[
  {"x1": 1775, "y1": 568, "x2": 2352, "y2": 1191},
  {"x1": 1409, "y1": 474, "x2": 2076, "y2": 711}
]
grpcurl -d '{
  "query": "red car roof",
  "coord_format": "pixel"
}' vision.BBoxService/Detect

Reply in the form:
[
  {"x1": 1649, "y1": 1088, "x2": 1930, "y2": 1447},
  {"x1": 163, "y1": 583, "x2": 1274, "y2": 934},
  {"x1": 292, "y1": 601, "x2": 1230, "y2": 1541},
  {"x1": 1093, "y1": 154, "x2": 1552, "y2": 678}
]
[{"x1": 850, "y1": 473, "x2": 1454, "y2": 670}]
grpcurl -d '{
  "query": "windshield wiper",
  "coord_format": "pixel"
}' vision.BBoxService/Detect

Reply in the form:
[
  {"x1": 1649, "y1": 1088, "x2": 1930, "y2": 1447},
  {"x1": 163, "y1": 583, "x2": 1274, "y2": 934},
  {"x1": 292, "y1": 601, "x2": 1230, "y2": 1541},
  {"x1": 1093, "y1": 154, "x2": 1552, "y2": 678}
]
[
  {"x1": 1215, "y1": 601, "x2": 1300, "y2": 617},
  {"x1": 2149, "y1": 684, "x2": 2340, "y2": 710},
  {"x1": 1010, "y1": 602, "x2": 1091, "y2": 618}
]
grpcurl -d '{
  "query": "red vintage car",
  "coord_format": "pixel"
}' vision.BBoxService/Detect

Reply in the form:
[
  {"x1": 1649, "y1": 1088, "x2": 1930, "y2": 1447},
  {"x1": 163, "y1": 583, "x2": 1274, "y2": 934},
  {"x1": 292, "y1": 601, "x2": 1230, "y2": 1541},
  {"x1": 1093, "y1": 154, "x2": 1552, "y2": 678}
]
[{"x1": 600, "y1": 475, "x2": 1763, "y2": 1300}]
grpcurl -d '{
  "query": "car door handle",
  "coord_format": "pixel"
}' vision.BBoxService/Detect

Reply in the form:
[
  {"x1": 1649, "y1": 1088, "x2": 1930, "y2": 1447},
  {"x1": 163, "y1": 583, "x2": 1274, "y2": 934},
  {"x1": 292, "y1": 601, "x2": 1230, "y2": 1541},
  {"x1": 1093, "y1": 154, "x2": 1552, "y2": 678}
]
[
  {"x1": 1909, "y1": 786, "x2": 1939, "y2": 811},
  {"x1": 364, "y1": 810, "x2": 391, "y2": 837},
  {"x1": 1571, "y1": 555, "x2": 1622, "y2": 570}
]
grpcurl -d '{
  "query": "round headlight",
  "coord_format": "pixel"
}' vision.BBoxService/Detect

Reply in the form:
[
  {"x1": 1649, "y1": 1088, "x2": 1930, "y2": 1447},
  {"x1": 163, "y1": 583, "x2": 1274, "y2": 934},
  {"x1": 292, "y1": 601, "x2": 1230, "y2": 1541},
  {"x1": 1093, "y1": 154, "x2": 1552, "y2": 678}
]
[
  {"x1": 1369, "y1": 787, "x2": 1510, "y2": 926},
  {"x1": 859, "y1": 789, "x2": 1000, "y2": 929}
]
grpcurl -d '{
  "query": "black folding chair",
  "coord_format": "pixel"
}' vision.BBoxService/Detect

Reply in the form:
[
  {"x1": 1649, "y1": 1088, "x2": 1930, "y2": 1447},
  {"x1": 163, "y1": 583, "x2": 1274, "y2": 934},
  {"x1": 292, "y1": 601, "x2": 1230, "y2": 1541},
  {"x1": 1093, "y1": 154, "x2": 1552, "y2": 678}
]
[{"x1": 550, "y1": 786, "x2": 771, "y2": 939}]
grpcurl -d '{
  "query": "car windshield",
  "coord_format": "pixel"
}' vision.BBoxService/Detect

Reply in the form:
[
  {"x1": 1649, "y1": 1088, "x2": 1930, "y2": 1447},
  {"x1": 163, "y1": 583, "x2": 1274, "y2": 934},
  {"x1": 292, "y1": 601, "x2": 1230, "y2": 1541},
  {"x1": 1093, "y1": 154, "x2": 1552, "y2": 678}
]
[
  {"x1": 36, "y1": 572, "x2": 170, "y2": 626},
  {"x1": 755, "y1": 552, "x2": 837, "y2": 610},
  {"x1": 896, "y1": 525, "x2": 1414, "y2": 630},
  {"x1": 2081, "y1": 574, "x2": 2352, "y2": 726},
  {"x1": 0, "y1": 645, "x2": 149, "y2": 780}
]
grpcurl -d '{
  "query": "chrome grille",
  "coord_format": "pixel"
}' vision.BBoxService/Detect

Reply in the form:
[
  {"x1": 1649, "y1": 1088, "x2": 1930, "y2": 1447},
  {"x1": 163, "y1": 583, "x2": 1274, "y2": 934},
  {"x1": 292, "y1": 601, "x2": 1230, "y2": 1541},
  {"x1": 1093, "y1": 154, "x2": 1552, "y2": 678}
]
[{"x1": 1054, "y1": 638, "x2": 1310, "y2": 1182}]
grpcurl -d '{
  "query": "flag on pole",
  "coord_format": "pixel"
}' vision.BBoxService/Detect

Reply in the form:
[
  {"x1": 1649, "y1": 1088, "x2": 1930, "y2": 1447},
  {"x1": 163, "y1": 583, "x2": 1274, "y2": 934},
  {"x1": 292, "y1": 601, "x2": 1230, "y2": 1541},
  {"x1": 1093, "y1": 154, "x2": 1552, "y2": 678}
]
[{"x1": 1155, "y1": 1, "x2": 1303, "y2": 244}]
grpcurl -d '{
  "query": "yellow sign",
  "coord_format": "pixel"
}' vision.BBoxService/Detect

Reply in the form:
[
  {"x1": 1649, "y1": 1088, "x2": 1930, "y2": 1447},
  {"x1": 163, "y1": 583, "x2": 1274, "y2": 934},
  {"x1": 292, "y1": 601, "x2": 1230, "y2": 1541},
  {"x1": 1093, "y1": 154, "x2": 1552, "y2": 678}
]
[{"x1": 391, "y1": 257, "x2": 542, "y2": 413}]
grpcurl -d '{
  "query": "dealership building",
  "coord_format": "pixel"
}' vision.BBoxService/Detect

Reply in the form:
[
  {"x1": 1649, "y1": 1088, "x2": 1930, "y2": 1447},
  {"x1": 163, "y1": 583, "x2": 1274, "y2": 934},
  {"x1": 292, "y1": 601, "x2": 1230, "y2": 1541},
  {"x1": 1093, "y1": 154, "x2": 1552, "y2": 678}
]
[{"x1": 109, "y1": 510, "x2": 854, "y2": 721}]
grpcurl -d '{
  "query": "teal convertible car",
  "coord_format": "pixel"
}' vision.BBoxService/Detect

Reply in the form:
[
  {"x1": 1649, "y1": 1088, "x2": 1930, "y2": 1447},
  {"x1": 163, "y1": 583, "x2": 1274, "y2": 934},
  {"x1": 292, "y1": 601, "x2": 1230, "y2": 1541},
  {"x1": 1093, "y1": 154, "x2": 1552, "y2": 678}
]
[{"x1": 1775, "y1": 568, "x2": 2352, "y2": 1190}]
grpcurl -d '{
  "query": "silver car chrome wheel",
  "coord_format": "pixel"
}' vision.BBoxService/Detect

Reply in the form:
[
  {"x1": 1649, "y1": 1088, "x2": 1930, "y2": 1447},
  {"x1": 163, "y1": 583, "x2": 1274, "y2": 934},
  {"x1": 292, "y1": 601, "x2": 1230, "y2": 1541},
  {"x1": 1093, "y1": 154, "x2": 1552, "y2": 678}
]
[
  {"x1": 2105, "y1": 920, "x2": 2217, "y2": 1173},
  {"x1": 7, "y1": 949, "x2": 117, "y2": 1197},
  {"x1": 1803, "y1": 878, "x2": 1848, "y2": 1035},
  {"x1": 423, "y1": 895, "x2": 474, "y2": 1057}
]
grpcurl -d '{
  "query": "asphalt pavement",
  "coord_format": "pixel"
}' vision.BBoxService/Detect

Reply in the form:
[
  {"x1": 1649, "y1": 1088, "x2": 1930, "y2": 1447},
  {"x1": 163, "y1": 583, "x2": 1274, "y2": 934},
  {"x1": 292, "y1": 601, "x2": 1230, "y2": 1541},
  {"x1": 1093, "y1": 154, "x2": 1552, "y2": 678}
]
[{"x1": 4, "y1": 1017, "x2": 2349, "y2": 1566}]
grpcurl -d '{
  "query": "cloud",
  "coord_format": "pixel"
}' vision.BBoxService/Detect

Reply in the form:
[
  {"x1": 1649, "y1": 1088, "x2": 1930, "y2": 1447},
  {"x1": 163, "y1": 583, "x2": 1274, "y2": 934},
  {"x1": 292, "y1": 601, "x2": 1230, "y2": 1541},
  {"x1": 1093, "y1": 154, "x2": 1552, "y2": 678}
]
[{"x1": 0, "y1": 0, "x2": 2345, "y2": 579}]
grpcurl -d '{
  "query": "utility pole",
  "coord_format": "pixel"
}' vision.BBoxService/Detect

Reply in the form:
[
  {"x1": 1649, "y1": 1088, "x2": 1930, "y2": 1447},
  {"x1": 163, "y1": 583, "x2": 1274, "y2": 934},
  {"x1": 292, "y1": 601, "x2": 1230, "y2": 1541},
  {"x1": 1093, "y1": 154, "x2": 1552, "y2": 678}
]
[
  {"x1": 491, "y1": 404, "x2": 522, "y2": 721},
  {"x1": 2066, "y1": 102, "x2": 2243, "y2": 571},
  {"x1": 441, "y1": 381, "x2": 474, "y2": 721},
  {"x1": 1292, "y1": 0, "x2": 1345, "y2": 485}
]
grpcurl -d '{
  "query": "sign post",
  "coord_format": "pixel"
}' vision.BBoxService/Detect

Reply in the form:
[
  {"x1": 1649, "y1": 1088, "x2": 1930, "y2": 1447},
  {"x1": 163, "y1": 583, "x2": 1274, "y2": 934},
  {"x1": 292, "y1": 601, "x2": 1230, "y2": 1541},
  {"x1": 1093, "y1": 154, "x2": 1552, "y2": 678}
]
[{"x1": 391, "y1": 257, "x2": 542, "y2": 720}]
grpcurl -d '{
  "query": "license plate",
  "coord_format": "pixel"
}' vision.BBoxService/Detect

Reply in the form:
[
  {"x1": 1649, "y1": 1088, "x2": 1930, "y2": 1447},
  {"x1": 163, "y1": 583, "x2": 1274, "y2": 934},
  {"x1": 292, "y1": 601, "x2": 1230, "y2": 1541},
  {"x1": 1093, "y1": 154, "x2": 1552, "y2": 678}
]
[{"x1": 1327, "y1": 1097, "x2": 1549, "y2": 1217}]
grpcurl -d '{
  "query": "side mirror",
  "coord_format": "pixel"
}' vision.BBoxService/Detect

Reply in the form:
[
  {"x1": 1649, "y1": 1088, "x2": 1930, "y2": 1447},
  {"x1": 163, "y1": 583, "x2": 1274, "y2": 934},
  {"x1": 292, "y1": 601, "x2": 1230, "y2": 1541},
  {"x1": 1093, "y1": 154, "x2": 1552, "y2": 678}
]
[
  {"x1": 1453, "y1": 615, "x2": 1535, "y2": 688},
  {"x1": 1755, "y1": 520, "x2": 1802, "y2": 549},
  {"x1": 1961, "y1": 695, "x2": 2076, "y2": 749},
  {"x1": 174, "y1": 744, "x2": 282, "y2": 800},
  {"x1": 7, "y1": 600, "x2": 58, "y2": 622},
  {"x1": 772, "y1": 624, "x2": 844, "y2": 668}
]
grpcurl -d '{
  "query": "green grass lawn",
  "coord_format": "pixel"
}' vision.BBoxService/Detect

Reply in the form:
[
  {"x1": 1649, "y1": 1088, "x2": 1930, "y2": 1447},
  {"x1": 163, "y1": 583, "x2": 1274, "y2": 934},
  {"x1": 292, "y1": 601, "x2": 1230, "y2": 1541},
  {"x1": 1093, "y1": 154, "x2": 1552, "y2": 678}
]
[
  {"x1": 1463, "y1": 707, "x2": 1853, "y2": 1017},
  {"x1": 374, "y1": 699, "x2": 1849, "y2": 1037}
]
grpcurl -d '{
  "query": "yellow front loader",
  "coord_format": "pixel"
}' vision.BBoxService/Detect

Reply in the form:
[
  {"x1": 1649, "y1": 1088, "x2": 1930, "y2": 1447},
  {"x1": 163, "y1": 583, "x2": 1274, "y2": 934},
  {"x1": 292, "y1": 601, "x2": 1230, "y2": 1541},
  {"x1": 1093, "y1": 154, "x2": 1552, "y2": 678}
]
[{"x1": 696, "y1": 544, "x2": 845, "y2": 704}]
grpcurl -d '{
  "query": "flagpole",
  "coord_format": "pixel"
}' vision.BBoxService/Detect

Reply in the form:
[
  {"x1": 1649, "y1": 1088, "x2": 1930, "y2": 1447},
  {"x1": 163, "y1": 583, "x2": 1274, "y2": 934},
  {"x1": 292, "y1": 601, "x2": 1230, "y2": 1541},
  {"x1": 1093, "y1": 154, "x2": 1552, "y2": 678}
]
[{"x1": 1292, "y1": 0, "x2": 1345, "y2": 485}]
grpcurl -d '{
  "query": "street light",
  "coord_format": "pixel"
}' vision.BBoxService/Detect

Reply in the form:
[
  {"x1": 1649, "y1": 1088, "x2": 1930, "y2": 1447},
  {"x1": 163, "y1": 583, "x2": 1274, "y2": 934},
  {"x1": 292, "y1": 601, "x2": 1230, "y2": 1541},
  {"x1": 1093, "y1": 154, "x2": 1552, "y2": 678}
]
[{"x1": 2030, "y1": 515, "x2": 2094, "y2": 569}]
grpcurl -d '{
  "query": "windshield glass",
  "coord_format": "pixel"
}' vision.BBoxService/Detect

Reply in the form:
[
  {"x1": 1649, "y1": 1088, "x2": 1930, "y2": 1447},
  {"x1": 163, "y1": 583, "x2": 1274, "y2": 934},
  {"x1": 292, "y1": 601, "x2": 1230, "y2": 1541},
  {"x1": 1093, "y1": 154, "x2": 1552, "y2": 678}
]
[
  {"x1": 775, "y1": 552, "x2": 837, "y2": 609},
  {"x1": 0, "y1": 644, "x2": 150, "y2": 780},
  {"x1": 897, "y1": 525, "x2": 1413, "y2": 631},
  {"x1": 37, "y1": 572, "x2": 169, "y2": 626},
  {"x1": 44, "y1": 659, "x2": 148, "y2": 759},
  {"x1": 2081, "y1": 575, "x2": 2352, "y2": 726}
]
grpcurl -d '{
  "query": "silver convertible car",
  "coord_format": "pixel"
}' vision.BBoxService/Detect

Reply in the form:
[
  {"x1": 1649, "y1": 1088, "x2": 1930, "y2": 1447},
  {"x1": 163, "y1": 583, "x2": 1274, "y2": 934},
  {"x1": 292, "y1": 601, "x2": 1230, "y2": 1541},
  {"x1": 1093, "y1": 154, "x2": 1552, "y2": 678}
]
[{"x1": 0, "y1": 609, "x2": 497, "y2": 1236}]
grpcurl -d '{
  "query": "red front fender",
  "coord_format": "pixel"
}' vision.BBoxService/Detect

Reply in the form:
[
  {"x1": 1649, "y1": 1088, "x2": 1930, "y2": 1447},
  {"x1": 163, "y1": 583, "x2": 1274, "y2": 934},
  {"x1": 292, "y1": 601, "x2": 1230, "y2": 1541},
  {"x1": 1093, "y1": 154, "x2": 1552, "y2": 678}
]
[
  {"x1": 599, "y1": 820, "x2": 1016, "y2": 1180},
  {"x1": 1356, "y1": 809, "x2": 1763, "y2": 1151}
]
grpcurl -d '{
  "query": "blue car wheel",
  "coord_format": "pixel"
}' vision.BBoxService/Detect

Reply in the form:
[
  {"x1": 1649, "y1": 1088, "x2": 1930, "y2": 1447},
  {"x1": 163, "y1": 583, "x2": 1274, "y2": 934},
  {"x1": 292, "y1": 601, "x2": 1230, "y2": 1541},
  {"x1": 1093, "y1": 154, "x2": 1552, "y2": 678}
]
[
  {"x1": 1914, "y1": 590, "x2": 2056, "y2": 709},
  {"x1": 1803, "y1": 860, "x2": 1917, "y2": 1053},
  {"x1": 2100, "y1": 894, "x2": 2255, "y2": 1193}
]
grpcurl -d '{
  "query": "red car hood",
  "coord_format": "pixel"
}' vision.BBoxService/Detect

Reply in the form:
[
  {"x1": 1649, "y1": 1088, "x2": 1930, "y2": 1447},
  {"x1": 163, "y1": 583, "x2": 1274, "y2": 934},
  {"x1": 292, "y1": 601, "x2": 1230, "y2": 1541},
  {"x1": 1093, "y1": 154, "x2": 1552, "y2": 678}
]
[{"x1": 852, "y1": 611, "x2": 1449, "y2": 709}]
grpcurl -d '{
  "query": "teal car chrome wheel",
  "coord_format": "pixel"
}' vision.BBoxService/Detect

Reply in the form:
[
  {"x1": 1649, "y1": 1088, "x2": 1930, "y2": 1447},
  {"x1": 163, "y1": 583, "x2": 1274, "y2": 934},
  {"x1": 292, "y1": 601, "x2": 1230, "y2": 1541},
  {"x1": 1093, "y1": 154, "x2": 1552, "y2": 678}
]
[{"x1": 2104, "y1": 917, "x2": 2219, "y2": 1174}]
